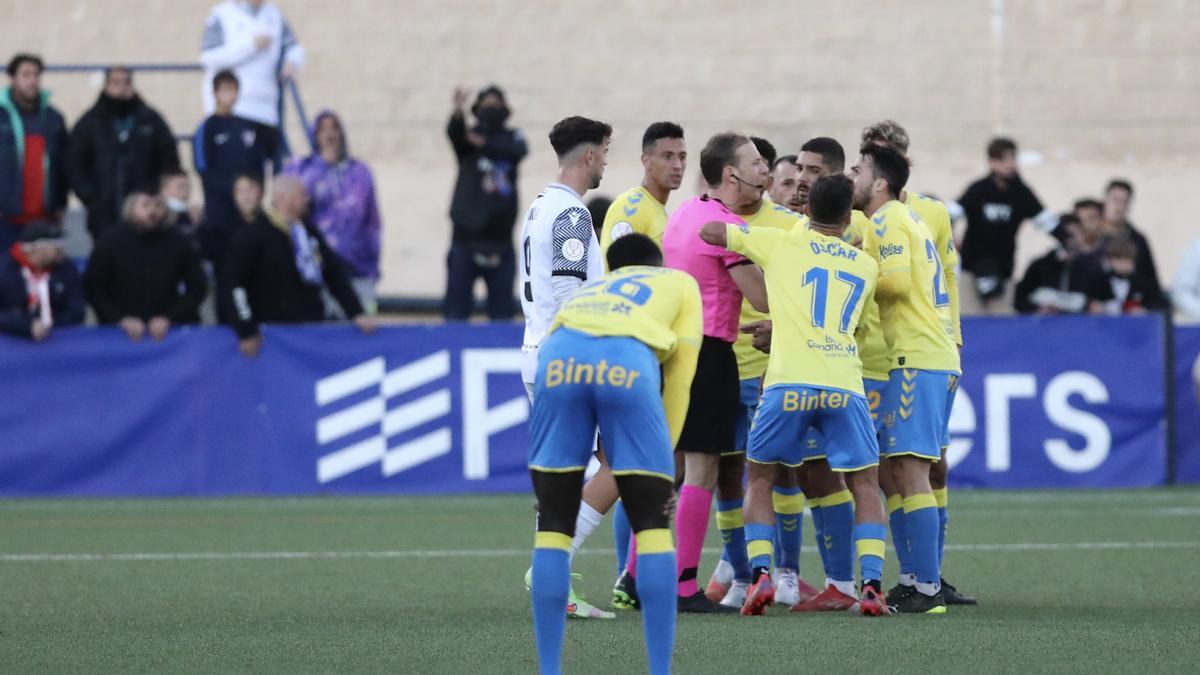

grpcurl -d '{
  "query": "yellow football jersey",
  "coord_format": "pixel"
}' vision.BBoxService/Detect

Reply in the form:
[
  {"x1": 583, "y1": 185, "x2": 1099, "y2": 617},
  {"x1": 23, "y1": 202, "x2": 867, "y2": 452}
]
[
  {"x1": 600, "y1": 186, "x2": 668, "y2": 269},
  {"x1": 725, "y1": 224, "x2": 878, "y2": 394},
  {"x1": 905, "y1": 191, "x2": 962, "y2": 347},
  {"x1": 734, "y1": 199, "x2": 805, "y2": 379},
  {"x1": 862, "y1": 200, "x2": 960, "y2": 374},
  {"x1": 550, "y1": 265, "x2": 702, "y2": 445},
  {"x1": 794, "y1": 211, "x2": 890, "y2": 381},
  {"x1": 843, "y1": 211, "x2": 891, "y2": 381}
]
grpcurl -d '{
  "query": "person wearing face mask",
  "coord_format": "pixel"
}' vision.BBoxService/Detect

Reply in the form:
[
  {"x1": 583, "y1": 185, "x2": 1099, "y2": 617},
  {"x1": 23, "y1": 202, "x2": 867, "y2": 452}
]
[
  {"x1": 84, "y1": 192, "x2": 207, "y2": 341},
  {"x1": 0, "y1": 54, "x2": 70, "y2": 252},
  {"x1": 68, "y1": 67, "x2": 180, "y2": 241},
  {"x1": 0, "y1": 222, "x2": 84, "y2": 340},
  {"x1": 160, "y1": 169, "x2": 203, "y2": 239},
  {"x1": 445, "y1": 84, "x2": 528, "y2": 320},
  {"x1": 283, "y1": 111, "x2": 381, "y2": 314}
]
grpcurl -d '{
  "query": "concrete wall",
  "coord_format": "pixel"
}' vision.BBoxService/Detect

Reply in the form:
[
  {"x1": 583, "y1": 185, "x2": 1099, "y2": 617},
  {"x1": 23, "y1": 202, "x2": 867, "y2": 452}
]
[{"x1": 3, "y1": 0, "x2": 1197, "y2": 303}]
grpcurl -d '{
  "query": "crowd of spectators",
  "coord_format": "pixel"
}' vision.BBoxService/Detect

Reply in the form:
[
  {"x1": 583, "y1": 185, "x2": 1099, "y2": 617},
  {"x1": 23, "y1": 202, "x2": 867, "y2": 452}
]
[
  {"x1": 952, "y1": 136, "x2": 1181, "y2": 317},
  {"x1": 4, "y1": 0, "x2": 1200, "y2": 351},
  {"x1": 0, "y1": 0, "x2": 380, "y2": 350}
]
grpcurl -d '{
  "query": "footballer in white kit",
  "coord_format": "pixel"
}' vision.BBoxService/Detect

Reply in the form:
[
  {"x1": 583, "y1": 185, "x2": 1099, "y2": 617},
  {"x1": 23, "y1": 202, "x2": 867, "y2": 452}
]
[
  {"x1": 518, "y1": 116, "x2": 616, "y2": 624},
  {"x1": 519, "y1": 182, "x2": 605, "y2": 390}
]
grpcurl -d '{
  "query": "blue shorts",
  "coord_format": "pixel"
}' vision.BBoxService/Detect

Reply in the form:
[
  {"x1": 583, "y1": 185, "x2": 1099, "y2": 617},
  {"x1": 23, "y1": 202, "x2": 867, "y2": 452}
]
[
  {"x1": 880, "y1": 369, "x2": 958, "y2": 461},
  {"x1": 801, "y1": 378, "x2": 889, "y2": 464},
  {"x1": 748, "y1": 385, "x2": 879, "y2": 472},
  {"x1": 529, "y1": 328, "x2": 673, "y2": 480},
  {"x1": 941, "y1": 375, "x2": 959, "y2": 449},
  {"x1": 865, "y1": 378, "x2": 889, "y2": 435},
  {"x1": 733, "y1": 377, "x2": 763, "y2": 453}
]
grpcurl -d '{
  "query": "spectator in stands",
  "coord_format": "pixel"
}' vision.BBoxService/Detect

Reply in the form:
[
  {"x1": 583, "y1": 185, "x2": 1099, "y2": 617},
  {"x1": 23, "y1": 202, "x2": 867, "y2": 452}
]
[
  {"x1": 226, "y1": 175, "x2": 374, "y2": 357},
  {"x1": 1099, "y1": 236, "x2": 1168, "y2": 315},
  {"x1": 67, "y1": 67, "x2": 180, "y2": 241},
  {"x1": 445, "y1": 84, "x2": 527, "y2": 320},
  {"x1": 1173, "y1": 237, "x2": 1200, "y2": 322},
  {"x1": 0, "y1": 54, "x2": 69, "y2": 251},
  {"x1": 200, "y1": 0, "x2": 303, "y2": 164},
  {"x1": 160, "y1": 168, "x2": 203, "y2": 238},
  {"x1": 85, "y1": 192, "x2": 206, "y2": 340},
  {"x1": 1101, "y1": 179, "x2": 1165, "y2": 308},
  {"x1": 955, "y1": 137, "x2": 1058, "y2": 315},
  {"x1": 1014, "y1": 214, "x2": 1111, "y2": 315},
  {"x1": 0, "y1": 222, "x2": 84, "y2": 340},
  {"x1": 194, "y1": 71, "x2": 271, "y2": 270},
  {"x1": 205, "y1": 173, "x2": 264, "y2": 324},
  {"x1": 283, "y1": 111, "x2": 381, "y2": 313},
  {"x1": 1072, "y1": 198, "x2": 1106, "y2": 255}
]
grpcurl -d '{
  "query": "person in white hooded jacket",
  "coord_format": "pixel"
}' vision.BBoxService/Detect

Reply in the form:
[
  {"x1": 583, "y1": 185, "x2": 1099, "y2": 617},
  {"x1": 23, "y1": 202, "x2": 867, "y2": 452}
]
[{"x1": 200, "y1": 0, "x2": 303, "y2": 158}]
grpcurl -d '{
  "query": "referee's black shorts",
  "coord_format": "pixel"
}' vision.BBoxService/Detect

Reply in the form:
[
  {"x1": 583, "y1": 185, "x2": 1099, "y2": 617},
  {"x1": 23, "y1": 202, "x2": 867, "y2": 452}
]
[{"x1": 676, "y1": 336, "x2": 739, "y2": 455}]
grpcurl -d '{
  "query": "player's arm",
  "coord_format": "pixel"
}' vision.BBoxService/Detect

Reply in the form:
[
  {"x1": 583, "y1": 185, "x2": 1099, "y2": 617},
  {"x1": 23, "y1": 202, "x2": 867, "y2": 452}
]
[
  {"x1": 932, "y1": 204, "x2": 963, "y2": 346},
  {"x1": 699, "y1": 221, "x2": 774, "y2": 312},
  {"x1": 662, "y1": 281, "x2": 703, "y2": 448},
  {"x1": 729, "y1": 264, "x2": 768, "y2": 313},
  {"x1": 874, "y1": 223, "x2": 915, "y2": 300},
  {"x1": 945, "y1": 262, "x2": 962, "y2": 346},
  {"x1": 550, "y1": 207, "x2": 595, "y2": 305}
]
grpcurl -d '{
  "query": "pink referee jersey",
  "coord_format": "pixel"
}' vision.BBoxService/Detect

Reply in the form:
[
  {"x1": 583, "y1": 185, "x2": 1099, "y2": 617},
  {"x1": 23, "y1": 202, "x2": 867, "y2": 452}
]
[{"x1": 662, "y1": 195, "x2": 749, "y2": 343}]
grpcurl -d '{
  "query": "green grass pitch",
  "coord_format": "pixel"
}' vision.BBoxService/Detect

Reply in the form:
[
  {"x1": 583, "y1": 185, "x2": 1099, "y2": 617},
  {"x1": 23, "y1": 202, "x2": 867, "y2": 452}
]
[{"x1": 1, "y1": 489, "x2": 1198, "y2": 673}]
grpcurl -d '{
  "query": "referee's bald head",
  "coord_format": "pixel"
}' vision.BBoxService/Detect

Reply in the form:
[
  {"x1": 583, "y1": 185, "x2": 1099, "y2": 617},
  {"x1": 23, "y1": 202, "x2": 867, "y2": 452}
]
[{"x1": 607, "y1": 233, "x2": 662, "y2": 270}]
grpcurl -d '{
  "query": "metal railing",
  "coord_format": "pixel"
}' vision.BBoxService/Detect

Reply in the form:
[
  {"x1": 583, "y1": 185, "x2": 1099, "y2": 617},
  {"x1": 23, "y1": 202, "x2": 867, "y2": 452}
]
[{"x1": 45, "y1": 62, "x2": 314, "y2": 153}]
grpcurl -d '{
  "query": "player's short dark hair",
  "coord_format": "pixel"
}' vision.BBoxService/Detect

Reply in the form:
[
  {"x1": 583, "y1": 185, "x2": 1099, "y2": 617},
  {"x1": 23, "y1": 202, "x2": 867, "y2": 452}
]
[
  {"x1": 607, "y1": 233, "x2": 662, "y2": 270},
  {"x1": 1106, "y1": 178, "x2": 1134, "y2": 197},
  {"x1": 800, "y1": 137, "x2": 845, "y2": 173},
  {"x1": 549, "y1": 116, "x2": 612, "y2": 159},
  {"x1": 772, "y1": 154, "x2": 797, "y2": 172},
  {"x1": 1073, "y1": 198, "x2": 1103, "y2": 213},
  {"x1": 642, "y1": 121, "x2": 684, "y2": 152},
  {"x1": 212, "y1": 69, "x2": 239, "y2": 91},
  {"x1": 7, "y1": 53, "x2": 43, "y2": 78},
  {"x1": 808, "y1": 175, "x2": 854, "y2": 225},
  {"x1": 860, "y1": 144, "x2": 909, "y2": 197},
  {"x1": 700, "y1": 131, "x2": 750, "y2": 187},
  {"x1": 987, "y1": 137, "x2": 1017, "y2": 160},
  {"x1": 751, "y1": 137, "x2": 777, "y2": 168}
]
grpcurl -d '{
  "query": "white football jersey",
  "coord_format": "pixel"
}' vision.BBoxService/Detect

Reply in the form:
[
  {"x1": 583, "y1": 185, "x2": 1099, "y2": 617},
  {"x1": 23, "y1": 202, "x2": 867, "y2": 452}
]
[{"x1": 518, "y1": 182, "x2": 604, "y2": 383}]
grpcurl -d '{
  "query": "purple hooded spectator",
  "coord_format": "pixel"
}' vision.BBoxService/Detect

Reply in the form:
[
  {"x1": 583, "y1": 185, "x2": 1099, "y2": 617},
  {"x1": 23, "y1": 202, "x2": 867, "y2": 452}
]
[{"x1": 282, "y1": 110, "x2": 381, "y2": 312}]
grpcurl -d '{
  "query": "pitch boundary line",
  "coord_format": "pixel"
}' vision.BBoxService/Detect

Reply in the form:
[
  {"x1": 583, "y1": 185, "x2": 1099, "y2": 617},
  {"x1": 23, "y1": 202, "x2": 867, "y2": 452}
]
[{"x1": 1, "y1": 540, "x2": 1197, "y2": 563}]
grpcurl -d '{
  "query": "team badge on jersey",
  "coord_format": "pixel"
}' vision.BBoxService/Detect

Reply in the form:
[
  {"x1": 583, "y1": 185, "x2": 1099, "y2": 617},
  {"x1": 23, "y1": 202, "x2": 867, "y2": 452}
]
[{"x1": 611, "y1": 221, "x2": 633, "y2": 240}]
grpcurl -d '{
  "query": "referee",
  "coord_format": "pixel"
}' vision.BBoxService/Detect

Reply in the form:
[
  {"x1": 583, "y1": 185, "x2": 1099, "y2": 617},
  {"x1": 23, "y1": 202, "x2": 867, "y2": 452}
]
[{"x1": 661, "y1": 131, "x2": 769, "y2": 613}]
